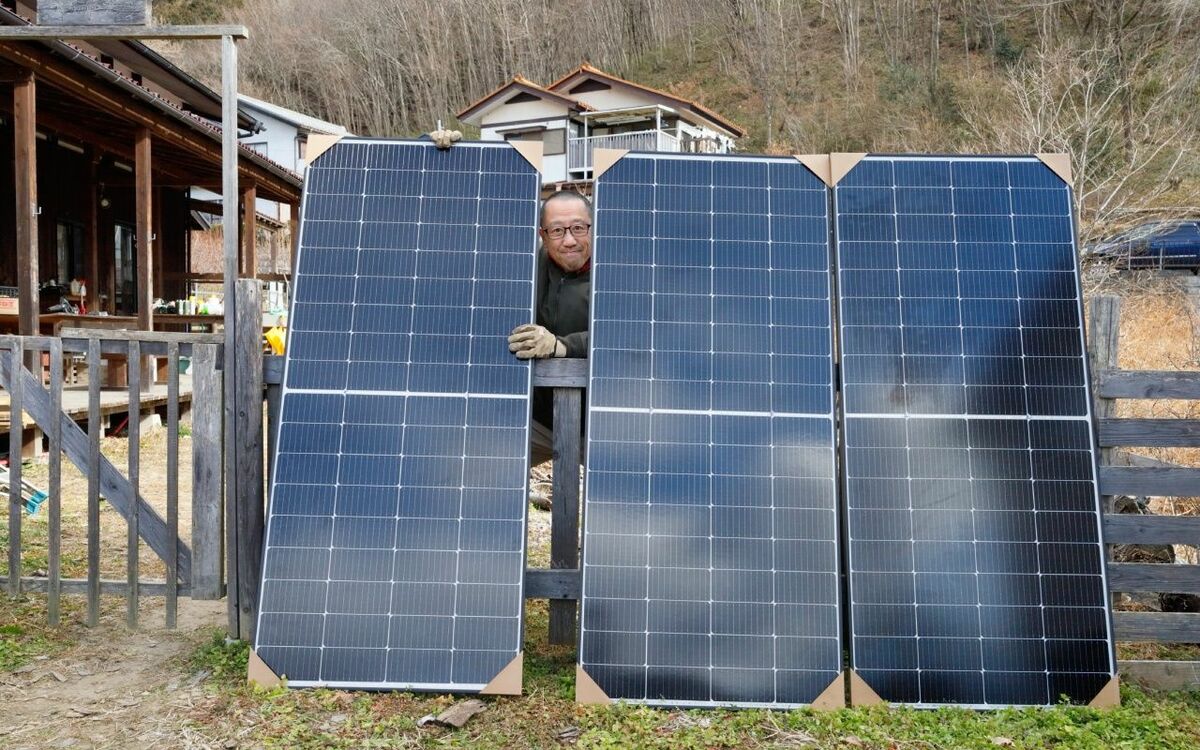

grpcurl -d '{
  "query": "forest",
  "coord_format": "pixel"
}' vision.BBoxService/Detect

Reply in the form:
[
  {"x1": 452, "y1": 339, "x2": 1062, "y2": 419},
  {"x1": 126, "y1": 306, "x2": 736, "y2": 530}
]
[{"x1": 154, "y1": 0, "x2": 1200, "y2": 239}]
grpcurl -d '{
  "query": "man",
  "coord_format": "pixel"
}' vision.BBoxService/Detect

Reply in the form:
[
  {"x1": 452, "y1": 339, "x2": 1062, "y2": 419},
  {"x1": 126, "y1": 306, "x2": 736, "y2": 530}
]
[{"x1": 430, "y1": 128, "x2": 589, "y2": 466}]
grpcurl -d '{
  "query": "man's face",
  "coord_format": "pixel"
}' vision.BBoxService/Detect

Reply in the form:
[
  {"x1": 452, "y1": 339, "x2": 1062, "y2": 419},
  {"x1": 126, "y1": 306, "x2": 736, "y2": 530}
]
[{"x1": 541, "y1": 197, "x2": 592, "y2": 273}]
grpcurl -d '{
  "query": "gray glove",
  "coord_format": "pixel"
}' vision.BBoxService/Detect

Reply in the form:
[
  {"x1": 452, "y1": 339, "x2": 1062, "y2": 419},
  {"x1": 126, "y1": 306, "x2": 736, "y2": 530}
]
[
  {"x1": 508, "y1": 324, "x2": 564, "y2": 360},
  {"x1": 429, "y1": 128, "x2": 462, "y2": 149}
]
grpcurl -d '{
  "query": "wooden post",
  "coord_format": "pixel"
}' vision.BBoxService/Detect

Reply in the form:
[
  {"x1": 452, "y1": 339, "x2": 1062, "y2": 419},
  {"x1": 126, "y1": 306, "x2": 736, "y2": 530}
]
[
  {"x1": 47, "y1": 338, "x2": 63, "y2": 625},
  {"x1": 126, "y1": 340, "x2": 141, "y2": 628},
  {"x1": 153, "y1": 186, "x2": 165, "y2": 298},
  {"x1": 234, "y1": 279, "x2": 264, "y2": 640},
  {"x1": 86, "y1": 338, "x2": 101, "y2": 627},
  {"x1": 166, "y1": 342, "x2": 180, "y2": 628},
  {"x1": 13, "y1": 69, "x2": 38, "y2": 336},
  {"x1": 549, "y1": 387, "x2": 583, "y2": 644},
  {"x1": 289, "y1": 201, "x2": 300, "y2": 274},
  {"x1": 191, "y1": 343, "x2": 224, "y2": 601},
  {"x1": 135, "y1": 128, "x2": 153, "y2": 386},
  {"x1": 1089, "y1": 296, "x2": 1122, "y2": 512},
  {"x1": 242, "y1": 182, "x2": 257, "y2": 277},
  {"x1": 85, "y1": 152, "x2": 100, "y2": 313},
  {"x1": 6, "y1": 339, "x2": 23, "y2": 597}
]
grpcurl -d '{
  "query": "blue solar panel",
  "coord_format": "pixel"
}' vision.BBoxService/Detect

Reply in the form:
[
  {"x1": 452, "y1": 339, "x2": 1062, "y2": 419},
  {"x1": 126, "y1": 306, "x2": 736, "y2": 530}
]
[
  {"x1": 579, "y1": 153, "x2": 841, "y2": 707},
  {"x1": 835, "y1": 155, "x2": 1115, "y2": 707},
  {"x1": 255, "y1": 139, "x2": 539, "y2": 691}
]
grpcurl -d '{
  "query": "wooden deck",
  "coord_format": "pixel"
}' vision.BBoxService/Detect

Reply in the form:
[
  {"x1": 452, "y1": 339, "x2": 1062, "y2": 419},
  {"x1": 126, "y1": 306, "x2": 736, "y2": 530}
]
[{"x1": 1, "y1": 374, "x2": 194, "y2": 435}]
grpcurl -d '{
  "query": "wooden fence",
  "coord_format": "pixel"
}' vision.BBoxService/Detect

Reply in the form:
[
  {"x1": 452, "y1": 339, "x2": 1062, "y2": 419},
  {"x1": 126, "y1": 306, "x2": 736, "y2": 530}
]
[
  {"x1": 1090, "y1": 295, "x2": 1200, "y2": 690},
  {"x1": 1, "y1": 280, "x2": 263, "y2": 635}
]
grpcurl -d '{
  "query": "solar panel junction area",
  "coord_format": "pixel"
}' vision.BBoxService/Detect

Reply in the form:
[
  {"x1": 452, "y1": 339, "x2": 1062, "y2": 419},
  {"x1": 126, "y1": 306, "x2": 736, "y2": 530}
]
[
  {"x1": 578, "y1": 152, "x2": 843, "y2": 708},
  {"x1": 253, "y1": 139, "x2": 539, "y2": 692},
  {"x1": 834, "y1": 155, "x2": 1116, "y2": 708}
]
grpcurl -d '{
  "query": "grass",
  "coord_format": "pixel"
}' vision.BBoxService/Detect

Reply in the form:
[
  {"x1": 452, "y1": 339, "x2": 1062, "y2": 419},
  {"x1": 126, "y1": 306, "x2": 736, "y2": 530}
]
[{"x1": 181, "y1": 604, "x2": 1200, "y2": 750}]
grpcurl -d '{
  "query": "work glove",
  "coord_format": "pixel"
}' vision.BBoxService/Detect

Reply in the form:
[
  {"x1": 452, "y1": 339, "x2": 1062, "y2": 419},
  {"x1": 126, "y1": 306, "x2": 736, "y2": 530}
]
[
  {"x1": 429, "y1": 127, "x2": 462, "y2": 149},
  {"x1": 508, "y1": 324, "x2": 565, "y2": 359}
]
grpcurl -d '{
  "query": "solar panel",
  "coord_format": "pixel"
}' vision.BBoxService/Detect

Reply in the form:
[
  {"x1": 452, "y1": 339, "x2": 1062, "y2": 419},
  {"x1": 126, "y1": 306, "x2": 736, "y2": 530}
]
[
  {"x1": 253, "y1": 139, "x2": 539, "y2": 691},
  {"x1": 578, "y1": 152, "x2": 842, "y2": 708},
  {"x1": 834, "y1": 155, "x2": 1115, "y2": 707}
]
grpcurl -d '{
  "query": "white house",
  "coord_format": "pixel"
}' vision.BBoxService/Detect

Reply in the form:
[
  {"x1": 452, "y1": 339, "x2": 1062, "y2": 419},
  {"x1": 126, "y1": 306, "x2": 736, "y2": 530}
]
[
  {"x1": 457, "y1": 63, "x2": 745, "y2": 186},
  {"x1": 234, "y1": 94, "x2": 349, "y2": 220}
]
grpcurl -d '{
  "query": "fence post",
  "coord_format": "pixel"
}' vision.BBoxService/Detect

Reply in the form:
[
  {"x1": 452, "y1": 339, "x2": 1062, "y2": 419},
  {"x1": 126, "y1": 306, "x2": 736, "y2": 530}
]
[
  {"x1": 549, "y1": 387, "x2": 583, "y2": 644},
  {"x1": 234, "y1": 280, "x2": 264, "y2": 640},
  {"x1": 1089, "y1": 296, "x2": 1122, "y2": 512},
  {"x1": 191, "y1": 343, "x2": 224, "y2": 601}
]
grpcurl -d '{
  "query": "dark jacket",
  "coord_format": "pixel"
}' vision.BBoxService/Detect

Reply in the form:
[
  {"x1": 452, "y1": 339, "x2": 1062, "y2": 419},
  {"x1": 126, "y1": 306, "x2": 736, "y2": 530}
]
[{"x1": 536, "y1": 247, "x2": 590, "y2": 358}]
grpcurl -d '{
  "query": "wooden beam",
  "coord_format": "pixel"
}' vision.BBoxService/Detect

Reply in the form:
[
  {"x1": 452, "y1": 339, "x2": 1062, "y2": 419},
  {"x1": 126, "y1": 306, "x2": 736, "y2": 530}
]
[
  {"x1": 0, "y1": 25, "x2": 249, "y2": 40},
  {"x1": 85, "y1": 150, "x2": 100, "y2": 312},
  {"x1": 1098, "y1": 466, "x2": 1200, "y2": 497},
  {"x1": 1098, "y1": 419, "x2": 1200, "y2": 447},
  {"x1": 135, "y1": 127, "x2": 153, "y2": 332},
  {"x1": 1113, "y1": 612, "x2": 1200, "y2": 643},
  {"x1": 153, "y1": 186, "x2": 164, "y2": 297},
  {"x1": 1104, "y1": 513, "x2": 1200, "y2": 545},
  {"x1": 1098, "y1": 369, "x2": 1200, "y2": 400},
  {"x1": 13, "y1": 68, "x2": 38, "y2": 336},
  {"x1": 242, "y1": 181, "x2": 257, "y2": 278},
  {"x1": 1108, "y1": 562, "x2": 1200, "y2": 595}
]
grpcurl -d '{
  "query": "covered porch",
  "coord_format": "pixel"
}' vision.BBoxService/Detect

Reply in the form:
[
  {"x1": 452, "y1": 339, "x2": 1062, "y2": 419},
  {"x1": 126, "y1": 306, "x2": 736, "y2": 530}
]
[
  {"x1": 0, "y1": 25, "x2": 302, "y2": 343},
  {"x1": 566, "y1": 104, "x2": 734, "y2": 177}
]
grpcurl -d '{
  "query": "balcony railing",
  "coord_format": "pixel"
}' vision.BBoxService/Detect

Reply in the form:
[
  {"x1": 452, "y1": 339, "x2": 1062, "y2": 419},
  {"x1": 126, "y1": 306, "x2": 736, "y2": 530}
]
[{"x1": 567, "y1": 130, "x2": 683, "y2": 172}]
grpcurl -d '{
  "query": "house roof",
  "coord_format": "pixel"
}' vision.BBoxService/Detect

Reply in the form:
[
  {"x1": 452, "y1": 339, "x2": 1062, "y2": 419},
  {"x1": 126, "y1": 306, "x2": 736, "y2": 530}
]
[
  {"x1": 239, "y1": 94, "x2": 348, "y2": 136},
  {"x1": 0, "y1": 6, "x2": 301, "y2": 199},
  {"x1": 547, "y1": 63, "x2": 745, "y2": 138},
  {"x1": 456, "y1": 74, "x2": 593, "y2": 123}
]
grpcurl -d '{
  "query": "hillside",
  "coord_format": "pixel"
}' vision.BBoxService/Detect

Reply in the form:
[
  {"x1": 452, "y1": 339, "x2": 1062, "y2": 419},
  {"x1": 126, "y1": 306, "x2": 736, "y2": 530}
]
[{"x1": 154, "y1": 0, "x2": 1200, "y2": 240}]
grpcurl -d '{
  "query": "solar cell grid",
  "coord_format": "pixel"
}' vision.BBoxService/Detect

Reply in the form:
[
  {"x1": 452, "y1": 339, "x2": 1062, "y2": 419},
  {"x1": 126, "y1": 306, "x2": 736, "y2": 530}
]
[
  {"x1": 254, "y1": 139, "x2": 539, "y2": 691},
  {"x1": 579, "y1": 152, "x2": 842, "y2": 708},
  {"x1": 835, "y1": 155, "x2": 1115, "y2": 708}
]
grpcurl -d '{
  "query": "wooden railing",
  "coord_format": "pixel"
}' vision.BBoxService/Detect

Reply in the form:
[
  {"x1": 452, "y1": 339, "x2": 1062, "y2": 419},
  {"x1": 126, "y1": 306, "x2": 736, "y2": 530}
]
[{"x1": 1089, "y1": 295, "x2": 1200, "y2": 690}]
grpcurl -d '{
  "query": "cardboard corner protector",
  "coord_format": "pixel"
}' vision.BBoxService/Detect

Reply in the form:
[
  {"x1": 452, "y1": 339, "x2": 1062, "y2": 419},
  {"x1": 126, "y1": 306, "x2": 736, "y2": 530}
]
[
  {"x1": 1036, "y1": 153, "x2": 1074, "y2": 187},
  {"x1": 247, "y1": 648, "x2": 282, "y2": 689},
  {"x1": 591, "y1": 148, "x2": 629, "y2": 181},
  {"x1": 575, "y1": 664, "x2": 612, "y2": 705},
  {"x1": 830, "y1": 152, "x2": 869, "y2": 186},
  {"x1": 480, "y1": 652, "x2": 523, "y2": 696},
  {"x1": 1089, "y1": 675, "x2": 1120, "y2": 709},
  {"x1": 810, "y1": 670, "x2": 846, "y2": 710},
  {"x1": 510, "y1": 140, "x2": 545, "y2": 175},
  {"x1": 848, "y1": 669, "x2": 884, "y2": 707},
  {"x1": 794, "y1": 154, "x2": 833, "y2": 187},
  {"x1": 304, "y1": 133, "x2": 344, "y2": 166}
]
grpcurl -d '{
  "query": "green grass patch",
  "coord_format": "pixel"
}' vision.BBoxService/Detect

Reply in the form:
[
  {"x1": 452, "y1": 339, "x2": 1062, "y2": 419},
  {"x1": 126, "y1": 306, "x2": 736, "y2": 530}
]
[{"x1": 0, "y1": 595, "x2": 78, "y2": 671}]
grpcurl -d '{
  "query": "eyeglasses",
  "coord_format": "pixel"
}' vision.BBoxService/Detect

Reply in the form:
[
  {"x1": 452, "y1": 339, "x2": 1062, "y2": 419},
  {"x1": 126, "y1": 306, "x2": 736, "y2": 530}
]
[{"x1": 542, "y1": 223, "x2": 591, "y2": 240}]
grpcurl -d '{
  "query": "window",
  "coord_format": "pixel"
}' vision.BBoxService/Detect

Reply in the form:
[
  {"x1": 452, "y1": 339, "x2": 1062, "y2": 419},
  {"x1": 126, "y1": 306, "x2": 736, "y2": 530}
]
[
  {"x1": 542, "y1": 128, "x2": 566, "y2": 156},
  {"x1": 297, "y1": 136, "x2": 307, "y2": 162},
  {"x1": 503, "y1": 130, "x2": 543, "y2": 143},
  {"x1": 56, "y1": 221, "x2": 84, "y2": 284},
  {"x1": 245, "y1": 141, "x2": 268, "y2": 156}
]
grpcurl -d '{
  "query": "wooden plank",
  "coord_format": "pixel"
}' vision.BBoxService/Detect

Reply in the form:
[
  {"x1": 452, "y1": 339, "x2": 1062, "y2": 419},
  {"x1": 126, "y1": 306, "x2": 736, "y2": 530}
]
[
  {"x1": 549, "y1": 387, "x2": 583, "y2": 645},
  {"x1": 1114, "y1": 611, "x2": 1200, "y2": 643},
  {"x1": 59, "y1": 337, "x2": 218, "y2": 357},
  {"x1": 0, "y1": 577, "x2": 191, "y2": 597},
  {"x1": 13, "y1": 69, "x2": 39, "y2": 337},
  {"x1": 38, "y1": 1, "x2": 153, "y2": 26},
  {"x1": 86, "y1": 338, "x2": 101, "y2": 626},
  {"x1": 1099, "y1": 419, "x2": 1200, "y2": 447},
  {"x1": 524, "y1": 569, "x2": 580, "y2": 600},
  {"x1": 0, "y1": 341, "x2": 194, "y2": 581},
  {"x1": 59, "y1": 329, "x2": 224, "y2": 345},
  {"x1": 1099, "y1": 466, "x2": 1200, "y2": 497},
  {"x1": 532, "y1": 357, "x2": 587, "y2": 387},
  {"x1": 135, "y1": 127, "x2": 153, "y2": 338},
  {"x1": 234, "y1": 280, "x2": 264, "y2": 640},
  {"x1": 289, "y1": 202, "x2": 299, "y2": 272},
  {"x1": 1108, "y1": 563, "x2": 1200, "y2": 595},
  {"x1": 190, "y1": 344, "x2": 223, "y2": 600},
  {"x1": 1104, "y1": 514, "x2": 1200, "y2": 545},
  {"x1": 6, "y1": 338, "x2": 23, "y2": 596},
  {"x1": 47, "y1": 338, "x2": 63, "y2": 625},
  {"x1": 165, "y1": 342, "x2": 180, "y2": 628},
  {"x1": 126, "y1": 340, "x2": 140, "y2": 628},
  {"x1": 1089, "y1": 296, "x2": 1121, "y2": 520},
  {"x1": 265, "y1": 372, "x2": 281, "y2": 489},
  {"x1": 1119, "y1": 660, "x2": 1200, "y2": 690},
  {"x1": 1098, "y1": 369, "x2": 1200, "y2": 399}
]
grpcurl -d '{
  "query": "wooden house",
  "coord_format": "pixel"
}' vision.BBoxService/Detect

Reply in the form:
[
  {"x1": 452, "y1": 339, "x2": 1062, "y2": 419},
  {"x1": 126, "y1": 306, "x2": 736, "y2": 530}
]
[{"x1": 0, "y1": 1, "x2": 303, "y2": 337}]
